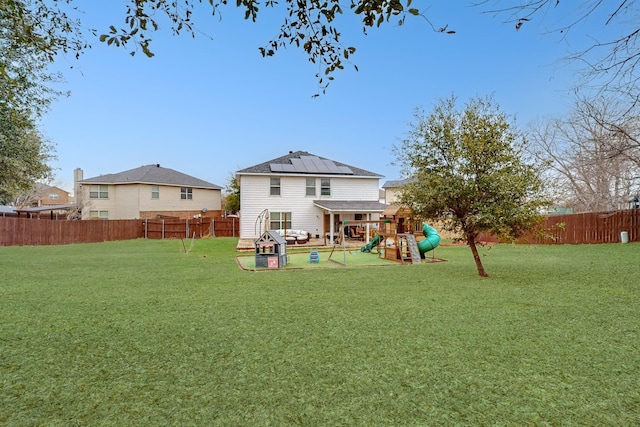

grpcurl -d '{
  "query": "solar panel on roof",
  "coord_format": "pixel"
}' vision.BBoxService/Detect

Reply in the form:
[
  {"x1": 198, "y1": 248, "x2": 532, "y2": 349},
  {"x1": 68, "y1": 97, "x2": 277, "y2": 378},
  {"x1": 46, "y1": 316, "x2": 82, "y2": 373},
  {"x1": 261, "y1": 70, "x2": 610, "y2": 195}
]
[
  {"x1": 325, "y1": 159, "x2": 346, "y2": 174},
  {"x1": 271, "y1": 156, "x2": 354, "y2": 174},
  {"x1": 299, "y1": 156, "x2": 317, "y2": 172},
  {"x1": 310, "y1": 156, "x2": 331, "y2": 173},
  {"x1": 290, "y1": 158, "x2": 309, "y2": 172},
  {"x1": 270, "y1": 163, "x2": 297, "y2": 172}
]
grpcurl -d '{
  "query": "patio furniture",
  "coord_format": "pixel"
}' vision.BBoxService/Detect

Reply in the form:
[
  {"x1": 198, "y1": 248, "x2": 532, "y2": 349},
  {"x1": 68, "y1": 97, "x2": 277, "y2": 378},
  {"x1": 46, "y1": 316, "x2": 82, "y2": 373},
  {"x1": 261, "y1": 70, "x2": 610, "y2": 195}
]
[{"x1": 285, "y1": 236, "x2": 297, "y2": 245}]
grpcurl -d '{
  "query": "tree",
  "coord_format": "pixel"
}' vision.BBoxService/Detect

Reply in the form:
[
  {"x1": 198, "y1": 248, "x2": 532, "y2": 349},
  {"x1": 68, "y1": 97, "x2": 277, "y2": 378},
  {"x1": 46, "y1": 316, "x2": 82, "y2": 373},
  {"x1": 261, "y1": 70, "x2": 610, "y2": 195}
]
[
  {"x1": 481, "y1": 1, "x2": 640, "y2": 117},
  {"x1": 395, "y1": 95, "x2": 550, "y2": 277},
  {"x1": 528, "y1": 96, "x2": 640, "y2": 212},
  {"x1": 223, "y1": 175, "x2": 240, "y2": 214},
  {"x1": 1, "y1": 0, "x2": 74, "y2": 115},
  {"x1": 1, "y1": 0, "x2": 62, "y2": 202},
  {"x1": 0, "y1": 104, "x2": 54, "y2": 204}
]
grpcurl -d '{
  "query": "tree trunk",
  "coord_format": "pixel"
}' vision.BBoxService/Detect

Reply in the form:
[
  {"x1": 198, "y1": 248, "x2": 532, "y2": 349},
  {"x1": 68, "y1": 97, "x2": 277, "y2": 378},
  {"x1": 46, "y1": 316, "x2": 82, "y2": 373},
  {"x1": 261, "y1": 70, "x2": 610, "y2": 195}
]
[{"x1": 467, "y1": 233, "x2": 489, "y2": 277}]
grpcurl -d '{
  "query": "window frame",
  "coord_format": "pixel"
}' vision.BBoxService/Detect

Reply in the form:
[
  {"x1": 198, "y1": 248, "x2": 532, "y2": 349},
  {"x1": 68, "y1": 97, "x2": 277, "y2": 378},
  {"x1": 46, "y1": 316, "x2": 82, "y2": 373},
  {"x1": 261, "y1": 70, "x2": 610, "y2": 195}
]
[
  {"x1": 89, "y1": 210, "x2": 109, "y2": 219},
  {"x1": 89, "y1": 185, "x2": 108, "y2": 199},
  {"x1": 320, "y1": 178, "x2": 331, "y2": 196},
  {"x1": 305, "y1": 178, "x2": 316, "y2": 197},
  {"x1": 269, "y1": 211, "x2": 292, "y2": 230},
  {"x1": 270, "y1": 177, "x2": 281, "y2": 196},
  {"x1": 180, "y1": 187, "x2": 193, "y2": 200},
  {"x1": 151, "y1": 185, "x2": 160, "y2": 199}
]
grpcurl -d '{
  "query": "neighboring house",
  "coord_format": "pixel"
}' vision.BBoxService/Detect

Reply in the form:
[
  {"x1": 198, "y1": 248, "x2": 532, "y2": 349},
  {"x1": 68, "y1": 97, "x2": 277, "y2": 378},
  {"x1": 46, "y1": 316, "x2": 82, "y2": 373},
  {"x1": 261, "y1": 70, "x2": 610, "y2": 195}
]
[
  {"x1": 33, "y1": 183, "x2": 70, "y2": 207},
  {"x1": 236, "y1": 150, "x2": 387, "y2": 243},
  {"x1": 382, "y1": 178, "x2": 411, "y2": 205},
  {"x1": 9, "y1": 183, "x2": 74, "y2": 219},
  {"x1": 75, "y1": 164, "x2": 223, "y2": 220}
]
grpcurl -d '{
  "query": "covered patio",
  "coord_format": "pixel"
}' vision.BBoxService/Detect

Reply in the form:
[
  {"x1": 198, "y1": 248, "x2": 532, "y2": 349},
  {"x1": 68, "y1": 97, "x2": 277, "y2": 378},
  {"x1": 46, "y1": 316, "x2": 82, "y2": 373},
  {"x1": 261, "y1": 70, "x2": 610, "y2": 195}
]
[{"x1": 312, "y1": 200, "x2": 387, "y2": 245}]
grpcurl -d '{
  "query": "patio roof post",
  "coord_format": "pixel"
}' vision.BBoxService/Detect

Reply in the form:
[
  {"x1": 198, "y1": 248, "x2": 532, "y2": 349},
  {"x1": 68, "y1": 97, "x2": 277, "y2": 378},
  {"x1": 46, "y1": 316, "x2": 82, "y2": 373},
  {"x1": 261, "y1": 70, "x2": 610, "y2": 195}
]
[
  {"x1": 329, "y1": 212, "x2": 335, "y2": 244},
  {"x1": 365, "y1": 213, "x2": 371, "y2": 244}
]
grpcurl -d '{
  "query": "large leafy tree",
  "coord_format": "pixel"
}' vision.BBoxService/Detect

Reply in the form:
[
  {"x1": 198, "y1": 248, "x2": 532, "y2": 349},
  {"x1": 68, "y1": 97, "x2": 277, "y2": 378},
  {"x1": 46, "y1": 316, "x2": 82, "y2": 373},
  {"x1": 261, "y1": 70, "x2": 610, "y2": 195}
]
[
  {"x1": 1, "y1": 0, "x2": 64, "y2": 202},
  {"x1": 1, "y1": 0, "x2": 76, "y2": 114},
  {"x1": 0, "y1": 104, "x2": 54, "y2": 204},
  {"x1": 395, "y1": 95, "x2": 550, "y2": 277}
]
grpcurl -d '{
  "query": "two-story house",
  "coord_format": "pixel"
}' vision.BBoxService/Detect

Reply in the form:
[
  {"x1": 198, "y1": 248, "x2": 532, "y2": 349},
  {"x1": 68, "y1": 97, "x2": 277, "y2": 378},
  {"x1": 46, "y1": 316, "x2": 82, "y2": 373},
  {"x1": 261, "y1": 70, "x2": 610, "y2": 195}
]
[
  {"x1": 75, "y1": 164, "x2": 223, "y2": 220},
  {"x1": 236, "y1": 151, "x2": 387, "y2": 244},
  {"x1": 34, "y1": 183, "x2": 71, "y2": 207}
]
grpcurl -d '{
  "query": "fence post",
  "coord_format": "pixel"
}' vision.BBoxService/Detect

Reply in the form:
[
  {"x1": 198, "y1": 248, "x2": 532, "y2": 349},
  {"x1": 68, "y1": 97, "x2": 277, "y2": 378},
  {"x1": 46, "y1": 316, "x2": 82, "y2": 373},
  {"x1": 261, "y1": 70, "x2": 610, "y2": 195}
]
[
  {"x1": 162, "y1": 219, "x2": 165, "y2": 240},
  {"x1": 211, "y1": 218, "x2": 215, "y2": 237},
  {"x1": 186, "y1": 218, "x2": 189, "y2": 238},
  {"x1": 144, "y1": 218, "x2": 147, "y2": 239}
]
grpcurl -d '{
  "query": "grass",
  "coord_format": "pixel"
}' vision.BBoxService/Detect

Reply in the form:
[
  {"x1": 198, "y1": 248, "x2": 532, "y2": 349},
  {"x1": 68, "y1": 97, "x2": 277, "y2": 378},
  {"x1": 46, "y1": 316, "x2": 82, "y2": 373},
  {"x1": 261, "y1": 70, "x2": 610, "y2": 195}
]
[{"x1": 1, "y1": 238, "x2": 639, "y2": 426}]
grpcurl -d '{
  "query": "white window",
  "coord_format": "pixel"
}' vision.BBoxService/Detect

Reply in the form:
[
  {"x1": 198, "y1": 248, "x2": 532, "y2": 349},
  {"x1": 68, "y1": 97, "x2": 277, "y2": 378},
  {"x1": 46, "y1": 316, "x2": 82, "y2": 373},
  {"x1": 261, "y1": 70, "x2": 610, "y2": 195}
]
[
  {"x1": 320, "y1": 178, "x2": 331, "y2": 196},
  {"x1": 151, "y1": 185, "x2": 159, "y2": 199},
  {"x1": 89, "y1": 185, "x2": 108, "y2": 199},
  {"x1": 270, "y1": 212, "x2": 292, "y2": 230},
  {"x1": 270, "y1": 177, "x2": 281, "y2": 196},
  {"x1": 89, "y1": 210, "x2": 108, "y2": 219},
  {"x1": 181, "y1": 187, "x2": 193, "y2": 200},
  {"x1": 306, "y1": 178, "x2": 316, "y2": 196},
  {"x1": 48, "y1": 193, "x2": 59, "y2": 200}
]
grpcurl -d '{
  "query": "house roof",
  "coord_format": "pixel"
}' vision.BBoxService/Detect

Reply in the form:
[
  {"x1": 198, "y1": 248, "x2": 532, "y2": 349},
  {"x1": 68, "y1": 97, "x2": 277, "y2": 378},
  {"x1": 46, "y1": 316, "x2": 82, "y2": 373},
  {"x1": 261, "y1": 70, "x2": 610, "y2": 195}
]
[
  {"x1": 382, "y1": 178, "x2": 411, "y2": 188},
  {"x1": 236, "y1": 151, "x2": 383, "y2": 178},
  {"x1": 0, "y1": 205, "x2": 16, "y2": 214},
  {"x1": 313, "y1": 200, "x2": 387, "y2": 213},
  {"x1": 78, "y1": 164, "x2": 222, "y2": 189},
  {"x1": 257, "y1": 230, "x2": 287, "y2": 245},
  {"x1": 15, "y1": 204, "x2": 78, "y2": 213},
  {"x1": 35, "y1": 182, "x2": 69, "y2": 194}
]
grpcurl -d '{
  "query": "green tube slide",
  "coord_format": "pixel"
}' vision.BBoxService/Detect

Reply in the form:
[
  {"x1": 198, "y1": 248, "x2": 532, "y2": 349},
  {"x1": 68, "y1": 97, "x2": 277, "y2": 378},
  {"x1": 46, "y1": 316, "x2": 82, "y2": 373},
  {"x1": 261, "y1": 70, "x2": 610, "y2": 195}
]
[
  {"x1": 418, "y1": 223, "x2": 441, "y2": 256},
  {"x1": 360, "y1": 234, "x2": 381, "y2": 253}
]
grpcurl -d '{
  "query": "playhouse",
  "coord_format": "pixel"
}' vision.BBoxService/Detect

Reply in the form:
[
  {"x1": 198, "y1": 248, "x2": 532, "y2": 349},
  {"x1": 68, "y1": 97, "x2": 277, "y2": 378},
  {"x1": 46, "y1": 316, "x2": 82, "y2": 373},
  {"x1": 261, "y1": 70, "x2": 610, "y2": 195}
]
[{"x1": 254, "y1": 230, "x2": 288, "y2": 268}]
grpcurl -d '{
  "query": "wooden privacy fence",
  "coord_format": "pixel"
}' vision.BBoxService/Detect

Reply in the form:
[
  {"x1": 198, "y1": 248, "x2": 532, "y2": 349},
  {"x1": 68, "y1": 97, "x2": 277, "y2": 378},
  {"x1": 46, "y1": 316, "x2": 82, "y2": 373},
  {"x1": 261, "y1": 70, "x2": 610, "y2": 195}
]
[
  {"x1": 0, "y1": 217, "x2": 143, "y2": 246},
  {"x1": 479, "y1": 209, "x2": 640, "y2": 244},
  {"x1": 4, "y1": 210, "x2": 635, "y2": 247},
  {"x1": 525, "y1": 209, "x2": 640, "y2": 244},
  {"x1": 142, "y1": 217, "x2": 239, "y2": 239},
  {"x1": 0, "y1": 216, "x2": 239, "y2": 246}
]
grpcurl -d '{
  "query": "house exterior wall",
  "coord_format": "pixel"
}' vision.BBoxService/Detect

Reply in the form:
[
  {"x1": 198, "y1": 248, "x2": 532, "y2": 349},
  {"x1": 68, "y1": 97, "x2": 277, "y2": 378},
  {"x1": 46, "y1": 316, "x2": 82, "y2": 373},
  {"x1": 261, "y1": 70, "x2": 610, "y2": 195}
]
[
  {"x1": 80, "y1": 183, "x2": 221, "y2": 219},
  {"x1": 136, "y1": 185, "x2": 221, "y2": 214},
  {"x1": 385, "y1": 188, "x2": 402, "y2": 204},
  {"x1": 239, "y1": 174, "x2": 380, "y2": 239},
  {"x1": 37, "y1": 187, "x2": 70, "y2": 206}
]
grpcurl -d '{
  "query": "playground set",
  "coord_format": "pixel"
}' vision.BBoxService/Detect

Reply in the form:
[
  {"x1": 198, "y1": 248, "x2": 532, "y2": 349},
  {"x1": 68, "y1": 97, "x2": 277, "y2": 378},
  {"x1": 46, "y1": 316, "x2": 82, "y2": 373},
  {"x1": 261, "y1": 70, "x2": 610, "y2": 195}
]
[
  {"x1": 327, "y1": 219, "x2": 442, "y2": 267},
  {"x1": 251, "y1": 208, "x2": 443, "y2": 269}
]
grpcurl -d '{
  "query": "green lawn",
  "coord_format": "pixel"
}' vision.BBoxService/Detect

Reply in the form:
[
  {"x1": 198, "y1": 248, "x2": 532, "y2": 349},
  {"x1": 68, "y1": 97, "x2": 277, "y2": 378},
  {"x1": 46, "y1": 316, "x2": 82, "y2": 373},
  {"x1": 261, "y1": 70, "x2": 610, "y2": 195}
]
[{"x1": 1, "y1": 238, "x2": 639, "y2": 426}]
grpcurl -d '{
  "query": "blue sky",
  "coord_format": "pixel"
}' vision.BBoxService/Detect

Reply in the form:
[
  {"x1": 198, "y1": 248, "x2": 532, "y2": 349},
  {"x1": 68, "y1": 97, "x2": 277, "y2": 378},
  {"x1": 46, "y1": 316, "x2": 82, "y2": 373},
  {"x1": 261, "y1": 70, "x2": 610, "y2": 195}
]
[{"x1": 39, "y1": 1, "x2": 615, "y2": 193}]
